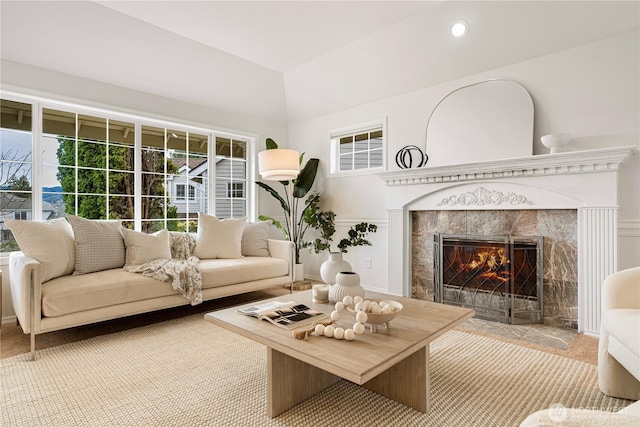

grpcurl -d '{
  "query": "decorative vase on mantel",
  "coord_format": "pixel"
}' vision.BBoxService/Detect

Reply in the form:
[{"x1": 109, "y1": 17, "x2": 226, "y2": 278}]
[
  {"x1": 320, "y1": 252, "x2": 352, "y2": 285},
  {"x1": 329, "y1": 271, "x2": 365, "y2": 303}
]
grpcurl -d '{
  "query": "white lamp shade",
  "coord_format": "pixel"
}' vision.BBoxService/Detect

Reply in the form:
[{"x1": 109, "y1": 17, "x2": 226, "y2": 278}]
[{"x1": 258, "y1": 149, "x2": 300, "y2": 181}]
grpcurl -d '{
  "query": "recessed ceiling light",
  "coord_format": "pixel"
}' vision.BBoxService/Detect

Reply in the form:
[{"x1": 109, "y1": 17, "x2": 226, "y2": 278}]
[{"x1": 450, "y1": 20, "x2": 469, "y2": 38}]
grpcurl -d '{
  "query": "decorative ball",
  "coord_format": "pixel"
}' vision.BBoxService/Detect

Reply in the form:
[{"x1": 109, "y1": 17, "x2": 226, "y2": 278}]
[
  {"x1": 354, "y1": 302, "x2": 366, "y2": 312},
  {"x1": 382, "y1": 306, "x2": 393, "y2": 314},
  {"x1": 364, "y1": 300, "x2": 372, "y2": 312},
  {"x1": 324, "y1": 325, "x2": 335, "y2": 338},
  {"x1": 371, "y1": 304, "x2": 382, "y2": 314},
  {"x1": 314, "y1": 324, "x2": 325, "y2": 336},
  {"x1": 333, "y1": 327, "x2": 344, "y2": 340},
  {"x1": 344, "y1": 329, "x2": 355, "y2": 341},
  {"x1": 353, "y1": 296, "x2": 364, "y2": 304},
  {"x1": 342, "y1": 295, "x2": 354, "y2": 306},
  {"x1": 355, "y1": 311, "x2": 368, "y2": 324},
  {"x1": 353, "y1": 322, "x2": 365, "y2": 335},
  {"x1": 331, "y1": 310, "x2": 341, "y2": 322},
  {"x1": 335, "y1": 302, "x2": 345, "y2": 312}
]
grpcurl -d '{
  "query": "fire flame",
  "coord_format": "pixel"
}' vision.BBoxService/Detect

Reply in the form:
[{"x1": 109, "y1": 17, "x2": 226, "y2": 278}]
[{"x1": 461, "y1": 247, "x2": 511, "y2": 282}]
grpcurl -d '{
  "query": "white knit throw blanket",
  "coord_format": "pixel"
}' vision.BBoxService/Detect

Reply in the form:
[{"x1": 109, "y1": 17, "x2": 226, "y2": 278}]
[{"x1": 124, "y1": 232, "x2": 202, "y2": 305}]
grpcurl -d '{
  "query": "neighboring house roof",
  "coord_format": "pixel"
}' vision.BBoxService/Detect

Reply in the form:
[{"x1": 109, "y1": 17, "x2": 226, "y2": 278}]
[
  {"x1": 169, "y1": 158, "x2": 207, "y2": 172},
  {"x1": 1, "y1": 194, "x2": 55, "y2": 213}
]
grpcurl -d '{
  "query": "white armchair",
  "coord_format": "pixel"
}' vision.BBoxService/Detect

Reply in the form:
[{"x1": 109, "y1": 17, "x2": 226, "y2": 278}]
[{"x1": 598, "y1": 266, "x2": 640, "y2": 400}]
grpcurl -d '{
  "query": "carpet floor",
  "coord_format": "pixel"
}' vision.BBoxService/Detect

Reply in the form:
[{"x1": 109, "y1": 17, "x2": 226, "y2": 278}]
[{"x1": 1, "y1": 303, "x2": 632, "y2": 426}]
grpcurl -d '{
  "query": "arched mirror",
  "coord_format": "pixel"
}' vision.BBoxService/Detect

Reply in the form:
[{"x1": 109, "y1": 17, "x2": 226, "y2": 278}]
[{"x1": 425, "y1": 79, "x2": 534, "y2": 168}]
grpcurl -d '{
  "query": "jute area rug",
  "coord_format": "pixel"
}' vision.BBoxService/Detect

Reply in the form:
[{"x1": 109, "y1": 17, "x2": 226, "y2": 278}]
[{"x1": 1, "y1": 314, "x2": 632, "y2": 426}]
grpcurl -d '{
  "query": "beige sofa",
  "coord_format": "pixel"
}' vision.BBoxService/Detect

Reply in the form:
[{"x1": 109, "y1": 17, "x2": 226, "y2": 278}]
[
  {"x1": 598, "y1": 266, "x2": 640, "y2": 400},
  {"x1": 8, "y1": 216, "x2": 292, "y2": 360}
]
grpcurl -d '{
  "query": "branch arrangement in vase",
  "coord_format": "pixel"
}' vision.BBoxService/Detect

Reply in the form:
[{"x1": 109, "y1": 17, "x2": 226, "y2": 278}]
[{"x1": 302, "y1": 197, "x2": 377, "y2": 254}]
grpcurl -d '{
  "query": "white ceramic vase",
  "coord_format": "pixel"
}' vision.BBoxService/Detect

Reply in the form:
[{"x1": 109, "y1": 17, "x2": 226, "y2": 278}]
[
  {"x1": 329, "y1": 271, "x2": 365, "y2": 302},
  {"x1": 320, "y1": 252, "x2": 352, "y2": 285}
]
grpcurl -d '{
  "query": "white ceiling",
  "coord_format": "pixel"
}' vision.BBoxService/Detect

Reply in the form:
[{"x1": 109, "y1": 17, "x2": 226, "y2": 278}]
[
  {"x1": 1, "y1": 1, "x2": 639, "y2": 124},
  {"x1": 95, "y1": 1, "x2": 439, "y2": 72}
]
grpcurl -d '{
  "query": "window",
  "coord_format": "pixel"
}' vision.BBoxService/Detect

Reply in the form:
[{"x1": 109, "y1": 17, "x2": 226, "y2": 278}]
[
  {"x1": 0, "y1": 93, "x2": 255, "y2": 252},
  {"x1": 42, "y1": 109, "x2": 136, "y2": 228},
  {"x1": 0, "y1": 99, "x2": 33, "y2": 252},
  {"x1": 175, "y1": 183, "x2": 196, "y2": 201},
  {"x1": 329, "y1": 119, "x2": 385, "y2": 176},
  {"x1": 227, "y1": 182, "x2": 244, "y2": 198},
  {"x1": 215, "y1": 137, "x2": 247, "y2": 218}
]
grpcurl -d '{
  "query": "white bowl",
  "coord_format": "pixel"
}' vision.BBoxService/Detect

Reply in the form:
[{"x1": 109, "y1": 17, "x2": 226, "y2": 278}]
[
  {"x1": 346, "y1": 299, "x2": 403, "y2": 332},
  {"x1": 541, "y1": 133, "x2": 571, "y2": 154}
]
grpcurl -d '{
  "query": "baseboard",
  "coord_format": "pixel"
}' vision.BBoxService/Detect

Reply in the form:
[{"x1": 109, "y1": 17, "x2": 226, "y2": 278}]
[
  {"x1": 619, "y1": 220, "x2": 640, "y2": 237},
  {"x1": 2, "y1": 315, "x2": 17, "y2": 325}
]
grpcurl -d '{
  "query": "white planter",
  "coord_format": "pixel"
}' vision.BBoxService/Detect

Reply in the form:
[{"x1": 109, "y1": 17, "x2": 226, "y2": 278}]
[
  {"x1": 293, "y1": 263, "x2": 305, "y2": 282},
  {"x1": 320, "y1": 252, "x2": 352, "y2": 285},
  {"x1": 329, "y1": 271, "x2": 365, "y2": 302}
]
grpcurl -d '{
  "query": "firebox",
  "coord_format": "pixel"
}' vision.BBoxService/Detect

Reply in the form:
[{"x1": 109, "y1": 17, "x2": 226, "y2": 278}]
[{"x1": 434, "y1": 234, "x2": 543, "y2": 324}]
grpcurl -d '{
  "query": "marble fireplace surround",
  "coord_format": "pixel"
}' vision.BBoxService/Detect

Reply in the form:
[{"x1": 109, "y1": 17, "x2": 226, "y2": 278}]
[{"x1": 378, "y1": 146, "x2": 636, "y2": 336}]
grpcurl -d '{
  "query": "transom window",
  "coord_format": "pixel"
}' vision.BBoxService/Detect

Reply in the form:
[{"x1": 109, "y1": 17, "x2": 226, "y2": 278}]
[{"x1": 329, "y1": 119, "x2": 386, "y2": 176}]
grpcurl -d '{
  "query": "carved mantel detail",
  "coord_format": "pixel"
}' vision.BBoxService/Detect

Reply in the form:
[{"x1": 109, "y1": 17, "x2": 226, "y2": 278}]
[
  {"x1": 436, "y1": 186, "x2": 534, "y2": 207},
  {"x1": 378, "y1": 146, "x2": 636, "y2": 186}
]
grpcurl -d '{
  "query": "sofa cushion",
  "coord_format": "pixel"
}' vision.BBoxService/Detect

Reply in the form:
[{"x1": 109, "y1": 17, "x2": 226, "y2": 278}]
[
  {"x1": 41, "y1": 268, "x2": 176, "y2": 317},
  {"x1": 122, "y1": 228, "x2": 171, "y2": 266},
  {"x1": 199, "y1": 257, "x2": 288, "y2": 289},
  {"x1": 41, "y1": 257, "x2": 289, "y2": 317},
  {"x1": 6, "y1": 217, "x2": 75, "y2": 283},
  {"x1": 67, "y1": 215, "x2": 125, "y2": 274},
  {"x1": 241, "y1": 220, "x2": 271, "y2": 257},
  {"x1": 602, "y1": 308, "x2": 640, "y2": 381},
  {"x1": 194, "y1": 214, "x2": 246, "y2": 259}
]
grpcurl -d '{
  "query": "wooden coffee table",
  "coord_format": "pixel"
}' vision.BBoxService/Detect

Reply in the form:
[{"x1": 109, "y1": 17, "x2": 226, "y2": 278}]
[{"x1": 205, "y1": 290, "x2": 474, "y2": 417}]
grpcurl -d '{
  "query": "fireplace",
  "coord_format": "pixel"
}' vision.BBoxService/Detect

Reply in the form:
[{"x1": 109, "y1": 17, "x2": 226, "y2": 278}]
[
  {"x1": 379, "y1": 147, "x2": 635, "y2": 335},
  {"x1": 434, "y1": 234, "x2": 543, "y2": 324}
]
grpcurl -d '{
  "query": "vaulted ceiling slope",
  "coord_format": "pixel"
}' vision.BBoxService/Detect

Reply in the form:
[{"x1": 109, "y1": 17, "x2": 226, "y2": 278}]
[{"x1": 1, "y1": 1, "x2": 638, "y2": 125}]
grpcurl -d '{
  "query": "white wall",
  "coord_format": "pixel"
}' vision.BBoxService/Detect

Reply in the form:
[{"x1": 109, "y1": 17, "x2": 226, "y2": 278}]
[
  {"x1": 0, "y1": 61, "x2": 289, "y2": 323},
  {"x1": 289, "y1": 31, "x2": 640, "y2": 289}
]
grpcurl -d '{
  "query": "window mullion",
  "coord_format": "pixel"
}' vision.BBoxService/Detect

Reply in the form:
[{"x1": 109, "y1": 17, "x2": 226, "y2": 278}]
[
  {"x1": 134, "y1": 123, "x2": 142, "y2": 231},
  {"x1": 32, "y1": 103, "x2": 43, "y2": 221}
]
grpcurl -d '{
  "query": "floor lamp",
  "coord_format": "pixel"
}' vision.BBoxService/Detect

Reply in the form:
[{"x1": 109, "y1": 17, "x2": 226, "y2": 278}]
[{"x1": 258, "y1": 148, "x2": 300, "y2": 293}]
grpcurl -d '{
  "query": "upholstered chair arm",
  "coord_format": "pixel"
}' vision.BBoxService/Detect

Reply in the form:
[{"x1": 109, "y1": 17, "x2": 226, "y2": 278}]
[
  {"x1": 602, "y1": 267, "x2": 640, "y2": 312},
  {"x1": 9, "y1": 251, "x2": 43, "y2": 334},
  {"x1": 267, "y1": 239, "x2": 293, "y2": 266}
]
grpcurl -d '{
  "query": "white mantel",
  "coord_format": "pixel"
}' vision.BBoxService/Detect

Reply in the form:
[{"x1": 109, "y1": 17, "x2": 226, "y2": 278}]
[{"x1": 379, "y1": 146, "x2": 636, "y2": 335}]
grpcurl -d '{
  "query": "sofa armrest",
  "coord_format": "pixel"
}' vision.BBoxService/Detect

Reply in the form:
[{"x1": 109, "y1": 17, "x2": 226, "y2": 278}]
[
  {"x1": 267, "y1": 239, "x2": 293, "y2": 265},
  {"x1": 9, "y1": 251, "x2": 43, "y2": 334},
  {"x1": 602, "y1": 267, "x2": 640, "y2": 311}
]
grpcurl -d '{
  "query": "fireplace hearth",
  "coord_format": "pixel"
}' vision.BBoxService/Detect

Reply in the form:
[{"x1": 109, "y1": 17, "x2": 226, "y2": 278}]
[{"x1": 434, "y1": 234, "x2": 543, "y2": 325}]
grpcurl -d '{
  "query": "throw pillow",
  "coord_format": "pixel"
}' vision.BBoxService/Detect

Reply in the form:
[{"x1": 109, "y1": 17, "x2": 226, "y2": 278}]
[
  {"x1": 67, "y1": 215, "x2": 125, "y2": 274},
  {"x1": 121, "y1": 228, "x2": 171, "y2": 266},
  {"x1": 194, "y1": 214, "x2": 246, "y2": 259},
  {"x1": 6, "y1": 217, "x2": 75, "y2": 283},
  {"x1": 241, "y1": 220, "x2": 272, "y2": 257}
]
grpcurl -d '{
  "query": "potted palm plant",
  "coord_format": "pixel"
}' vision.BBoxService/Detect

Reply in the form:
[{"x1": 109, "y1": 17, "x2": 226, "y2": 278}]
[{"x1": 256, "y1": 138, "x2": 319, "y2": 282}]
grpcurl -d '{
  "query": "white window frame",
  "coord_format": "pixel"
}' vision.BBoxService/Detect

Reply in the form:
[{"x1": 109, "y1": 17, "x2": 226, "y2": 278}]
[
  {"x1": 226, "y1": 181, "x2": 245, "y2": 198},
  {"x1": 328, "y1": 117, "x2": 387, "y2": 177},
  {"x1": 175, "y1": 183, "x2": 196, "y2": 201},
  {"x1": 0, "y1": 90, "x2": 258, "y2": 249}
]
